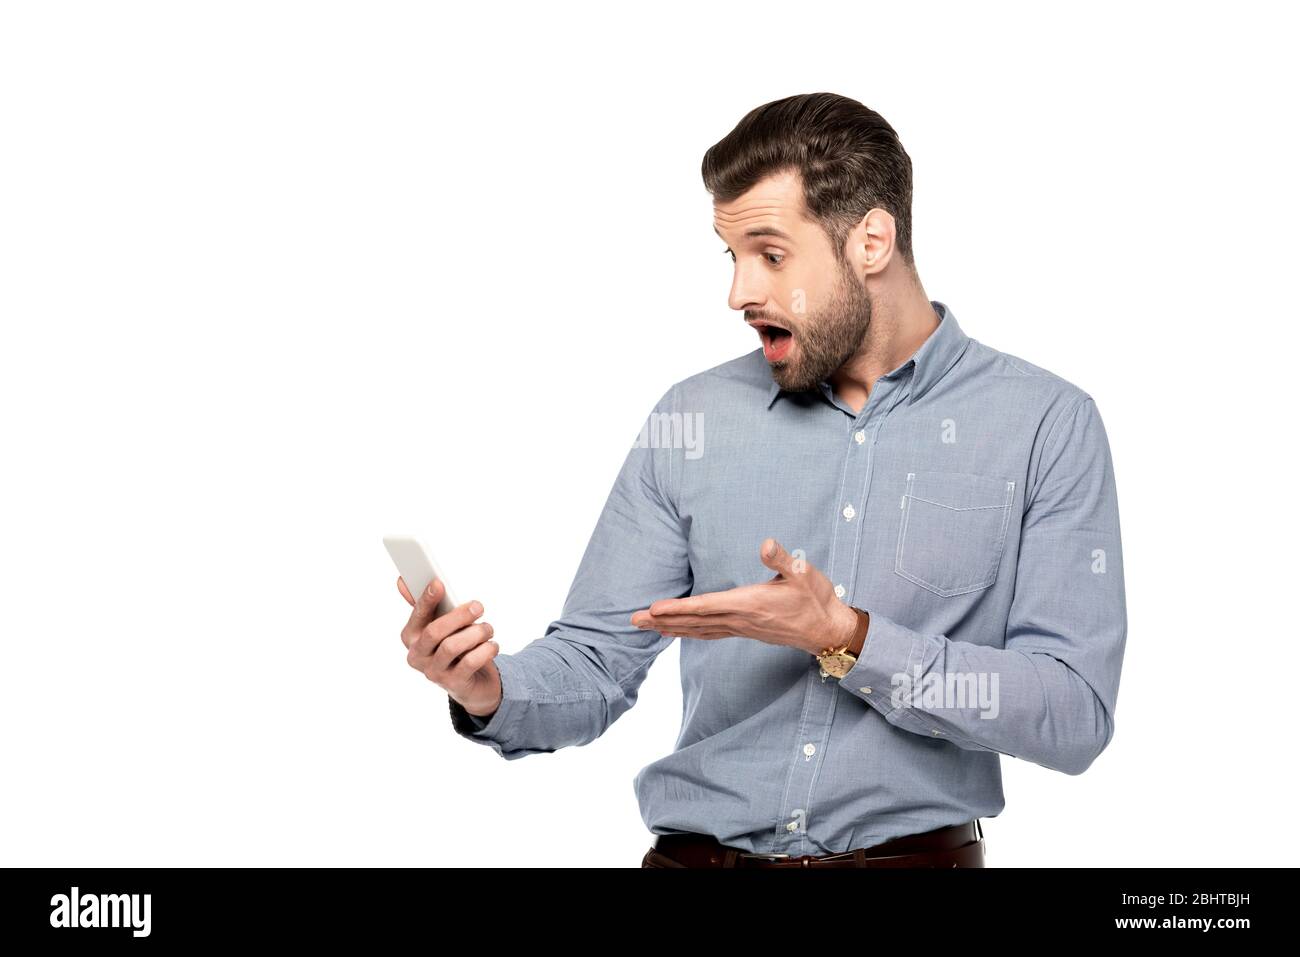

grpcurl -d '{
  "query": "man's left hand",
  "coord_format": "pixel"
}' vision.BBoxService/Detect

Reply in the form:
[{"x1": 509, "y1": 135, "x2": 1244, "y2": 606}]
[{"x1": 630, "y1": 537, "x2": 858, "y2": 657}]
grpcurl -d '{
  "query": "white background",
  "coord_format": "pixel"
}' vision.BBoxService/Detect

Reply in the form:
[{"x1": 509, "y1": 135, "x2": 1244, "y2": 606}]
[{"x1": 2, "y1": 1, "x2": 1295, "y2": 867}]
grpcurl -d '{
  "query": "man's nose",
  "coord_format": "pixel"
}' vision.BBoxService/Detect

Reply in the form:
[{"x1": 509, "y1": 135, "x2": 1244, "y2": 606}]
[{"x1": 728, "y1": 266, "x2": 767, "y2": 313}]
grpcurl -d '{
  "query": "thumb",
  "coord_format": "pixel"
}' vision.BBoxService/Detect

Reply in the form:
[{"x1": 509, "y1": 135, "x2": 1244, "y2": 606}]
[
  {"x1": 397, "y1": 575, "x2": 415, "y2": 606},
  {"x1": 760, "y1": 537, "x2": 797, "y2": 578}
]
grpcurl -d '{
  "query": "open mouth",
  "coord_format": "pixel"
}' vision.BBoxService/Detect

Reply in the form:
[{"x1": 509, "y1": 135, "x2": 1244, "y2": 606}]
[{"x1": 750, "y1": 320, "x2": 794, "y2": 362}]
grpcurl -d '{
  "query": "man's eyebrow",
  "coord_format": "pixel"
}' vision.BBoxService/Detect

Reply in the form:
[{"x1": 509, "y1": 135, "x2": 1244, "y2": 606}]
[{"x1": 713, "y1": 223, "x2": 794, "y2": 242}]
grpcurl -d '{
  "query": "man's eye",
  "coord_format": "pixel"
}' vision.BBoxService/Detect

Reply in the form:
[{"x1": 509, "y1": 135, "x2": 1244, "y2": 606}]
[{"x1": 720, "y1": 248, "x2": 782, "y2": 266}]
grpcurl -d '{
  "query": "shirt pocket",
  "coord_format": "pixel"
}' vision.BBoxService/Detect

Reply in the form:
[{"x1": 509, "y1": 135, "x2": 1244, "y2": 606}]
[{"x1": 894, "y1": 470, "x2": 1016, "y2": 598}]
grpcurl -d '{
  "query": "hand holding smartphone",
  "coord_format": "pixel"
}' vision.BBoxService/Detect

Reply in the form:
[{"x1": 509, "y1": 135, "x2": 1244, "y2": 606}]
[{"x1": 385, "y1": 534, "x2": 503, "y2": 722}]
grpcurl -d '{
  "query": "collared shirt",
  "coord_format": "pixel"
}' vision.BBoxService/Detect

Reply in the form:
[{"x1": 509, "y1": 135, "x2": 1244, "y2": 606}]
[{"x1": 448, "y1": 300, "x2": 1127, "y2": 855}]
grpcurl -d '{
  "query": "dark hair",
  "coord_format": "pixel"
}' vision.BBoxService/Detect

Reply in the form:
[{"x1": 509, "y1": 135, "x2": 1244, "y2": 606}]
[{"x1": 701, "y1": 92, "x2": 915, "y2": 270}]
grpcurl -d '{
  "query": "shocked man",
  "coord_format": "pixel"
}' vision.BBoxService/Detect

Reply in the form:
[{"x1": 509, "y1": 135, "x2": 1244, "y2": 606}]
[{"x1": 398, "y1": 91, "x2": 1127, "y2": 869}]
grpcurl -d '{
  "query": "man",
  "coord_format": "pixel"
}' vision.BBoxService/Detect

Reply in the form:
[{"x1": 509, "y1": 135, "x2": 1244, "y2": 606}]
[{"x1": 397, "y1": 92, "x2": 1127, "y2": 868}]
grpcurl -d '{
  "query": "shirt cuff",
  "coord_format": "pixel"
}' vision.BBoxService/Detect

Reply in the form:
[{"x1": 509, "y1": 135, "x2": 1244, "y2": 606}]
[
  {"x1": 837, "y1": 610, "x2": 923, "y2": 723},
  {"x1": 446, "y1": 653, "x2": 525, "y2": 744}
]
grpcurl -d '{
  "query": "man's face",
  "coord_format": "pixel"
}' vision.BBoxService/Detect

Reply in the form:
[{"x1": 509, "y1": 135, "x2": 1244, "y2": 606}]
[{"x1": 713, "y1": 170, "x2": 872, "y2": 393}]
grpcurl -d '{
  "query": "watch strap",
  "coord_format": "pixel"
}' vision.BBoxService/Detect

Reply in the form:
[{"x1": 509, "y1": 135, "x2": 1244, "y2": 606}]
[
  {"x1": 845, "y1": 605, "x2": 870, "y2": 656},
  {"x1": 820, "y1": 605, "x2": 870, "y2": 659}
]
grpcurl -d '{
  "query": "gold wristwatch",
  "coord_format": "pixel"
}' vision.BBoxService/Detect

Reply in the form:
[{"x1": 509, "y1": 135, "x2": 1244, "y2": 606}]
[{"x1": 816, "y1": 606, "x2": 871, "y2": 679}]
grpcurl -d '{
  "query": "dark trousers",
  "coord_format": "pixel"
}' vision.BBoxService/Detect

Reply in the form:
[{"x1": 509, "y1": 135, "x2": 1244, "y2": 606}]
[{"x1": 641, "y1": 819, "x2": 985, "y2": 868}]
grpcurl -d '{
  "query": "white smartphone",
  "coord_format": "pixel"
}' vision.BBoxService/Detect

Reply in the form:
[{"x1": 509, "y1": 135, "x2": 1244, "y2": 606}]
[{"x1": 383, "y1": 535, "x2": 458, "y2": 617}]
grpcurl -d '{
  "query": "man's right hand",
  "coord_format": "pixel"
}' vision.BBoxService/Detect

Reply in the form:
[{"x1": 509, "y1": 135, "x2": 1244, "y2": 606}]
[{"x1": 398, "y1": 576, "x2": 502, "y2": 721}]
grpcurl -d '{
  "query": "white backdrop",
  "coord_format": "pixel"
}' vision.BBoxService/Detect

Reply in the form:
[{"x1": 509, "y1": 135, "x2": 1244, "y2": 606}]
[{"x1": 2, "y1": 0, "x2": 1295, "y2": 867}]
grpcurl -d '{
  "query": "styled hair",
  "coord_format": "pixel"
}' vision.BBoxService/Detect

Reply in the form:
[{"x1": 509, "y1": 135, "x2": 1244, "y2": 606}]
[{"x1": 701, "y1": 92, "x2": 915, "y2": 270}]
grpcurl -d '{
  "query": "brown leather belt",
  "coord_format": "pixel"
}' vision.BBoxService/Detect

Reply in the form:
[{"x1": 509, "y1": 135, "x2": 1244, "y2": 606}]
[{"x1": 642, "y1": 820, "x2": 984, "y2": 868}]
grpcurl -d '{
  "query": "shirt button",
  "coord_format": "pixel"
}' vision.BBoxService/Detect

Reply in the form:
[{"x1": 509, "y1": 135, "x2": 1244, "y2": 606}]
[
  {"x1": 854, "y1": 430, "x2": 866, "y2": 444},
  {"x1": 842, "y1": 504, "x2": 856, "y2": 520},
  {"x1": 803, "y1": 743, "x2": 816, "y2": 756},
  {"x1": 860, "y1": 687, "x2": 872, "y2": 694},
  {"x1": 834, "y1": 584, "x2": 846, "y2": 598}
]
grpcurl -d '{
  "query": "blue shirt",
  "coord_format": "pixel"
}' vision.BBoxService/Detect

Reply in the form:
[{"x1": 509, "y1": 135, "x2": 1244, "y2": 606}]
[{"x1": 448, "y1": 300, "x2": 1127, "y2": 855}]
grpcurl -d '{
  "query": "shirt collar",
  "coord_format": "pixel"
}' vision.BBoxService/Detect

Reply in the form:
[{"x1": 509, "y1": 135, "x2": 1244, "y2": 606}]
[{"x1": 765, "y1": 299, "x2": 970, "y2": 409}]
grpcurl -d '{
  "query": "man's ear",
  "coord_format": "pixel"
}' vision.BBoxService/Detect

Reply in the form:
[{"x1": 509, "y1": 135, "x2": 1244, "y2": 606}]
[{"x1": 844, "y1": 207, "x2": 894, "y2": 277}]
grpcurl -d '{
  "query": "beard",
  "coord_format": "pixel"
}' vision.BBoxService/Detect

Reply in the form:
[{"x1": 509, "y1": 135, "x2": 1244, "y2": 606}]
[{"x1": 761, "y1": 254, "x2": 873, "y2": 394}]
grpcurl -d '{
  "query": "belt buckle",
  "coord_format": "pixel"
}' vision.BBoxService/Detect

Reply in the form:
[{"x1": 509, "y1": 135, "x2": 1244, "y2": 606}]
[{"x1": 738, "y1": 851, "x2": 791, "y2": 861}]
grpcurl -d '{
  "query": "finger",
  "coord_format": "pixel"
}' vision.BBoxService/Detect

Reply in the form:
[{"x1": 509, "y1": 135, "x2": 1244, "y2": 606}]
[
  {"x1": 413, "y1": 599, "x2": 483, "y2": 656},
  {"x1": 398, "y1": 576, "x2": 415, "y2": 606},
  {"x1": 667, "y1": 628, "x2": 735, "y2": 638},
  {"x1": 409, "y1": 615, "x2": 490, "y2": 674},
  {"x1": 400, "y1": 578, "x2": 449, "y2": 648},
  {"x1": 632, "y1": 608, "x2": 696, "y2": 627},
  {"x1": 646, "y1": 594, "x2": 737, "y2": 617},
  {"x1": 639, "y1": 613, "x2": 739, "y2": 631},
  {"x1": 428, "y1": 619, "x2": 494, "y2": 671},
  {"x1": 652, "y1": 581, "x2": 766, "y2": 617},
  {"x1": 442, "y1": 638, "x2": 501, "y2": 689},
  {"x1": 759, "y1": 537, "x2": 798, "y2": 578}
]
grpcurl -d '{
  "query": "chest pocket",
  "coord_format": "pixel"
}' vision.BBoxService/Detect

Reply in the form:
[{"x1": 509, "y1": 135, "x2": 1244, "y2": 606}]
[{"x1": 894, "y1": 470, "x2": 1016, "y2": 598}]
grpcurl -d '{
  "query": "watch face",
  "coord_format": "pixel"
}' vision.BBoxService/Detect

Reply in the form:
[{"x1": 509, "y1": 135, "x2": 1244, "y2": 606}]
[{"x1": 823, "y1": 653, "x2": 855, "y2": 677}]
